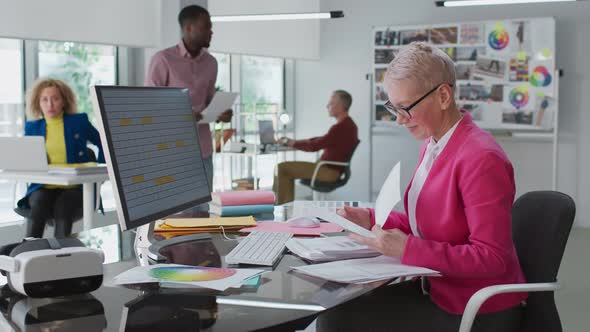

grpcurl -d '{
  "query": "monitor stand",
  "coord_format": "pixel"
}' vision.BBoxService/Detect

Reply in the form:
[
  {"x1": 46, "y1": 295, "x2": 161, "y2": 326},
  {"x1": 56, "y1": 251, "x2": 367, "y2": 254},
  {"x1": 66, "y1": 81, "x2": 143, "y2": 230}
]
[{"x1": 133, "y1": 222, "x2": 212, "y2": 266}]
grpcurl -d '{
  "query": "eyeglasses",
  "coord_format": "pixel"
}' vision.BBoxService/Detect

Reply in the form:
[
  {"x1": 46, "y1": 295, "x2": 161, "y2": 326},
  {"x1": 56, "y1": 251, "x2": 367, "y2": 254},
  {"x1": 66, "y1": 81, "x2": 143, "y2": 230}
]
[{"x1": 384, "y1": 83, "x2": 453, "y2": 119}]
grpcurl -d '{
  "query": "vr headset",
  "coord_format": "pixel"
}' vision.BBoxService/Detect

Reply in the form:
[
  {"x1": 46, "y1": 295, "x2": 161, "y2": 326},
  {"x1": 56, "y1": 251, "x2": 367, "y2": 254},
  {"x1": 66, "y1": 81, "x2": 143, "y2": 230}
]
[{"x1": 0, "y1": 238, "x2": 104, "y2": 298}]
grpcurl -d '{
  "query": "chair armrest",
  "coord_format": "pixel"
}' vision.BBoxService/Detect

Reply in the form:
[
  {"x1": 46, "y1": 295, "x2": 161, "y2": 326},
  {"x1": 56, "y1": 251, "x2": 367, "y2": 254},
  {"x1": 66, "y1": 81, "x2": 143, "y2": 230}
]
[
  {"x1": 459, "y1": 282, "x2": 561, "y2": 332},
  {"x1": 311, "y1": 161, "x2": 350, "y2": 187}
]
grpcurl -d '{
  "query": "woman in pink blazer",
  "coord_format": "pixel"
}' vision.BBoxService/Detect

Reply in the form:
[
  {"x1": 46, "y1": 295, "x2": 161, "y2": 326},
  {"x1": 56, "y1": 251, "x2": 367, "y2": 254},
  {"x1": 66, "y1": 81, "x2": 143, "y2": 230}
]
[{"x1": 318, "y1": 43, "x2": 527, "y2": 332}]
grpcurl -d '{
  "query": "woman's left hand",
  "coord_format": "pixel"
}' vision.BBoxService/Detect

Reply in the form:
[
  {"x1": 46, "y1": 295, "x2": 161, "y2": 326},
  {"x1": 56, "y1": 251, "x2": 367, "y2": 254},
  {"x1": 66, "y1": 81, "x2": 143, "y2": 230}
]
[{"x1": 349, "y1": 225, "x2": 409, "y2": 258}]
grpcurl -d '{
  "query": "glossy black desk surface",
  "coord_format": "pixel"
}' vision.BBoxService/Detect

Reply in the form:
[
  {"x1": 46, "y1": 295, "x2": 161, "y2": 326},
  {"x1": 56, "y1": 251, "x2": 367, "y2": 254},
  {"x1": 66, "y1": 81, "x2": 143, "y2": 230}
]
[{"x1": 0, "y1": 206, "x2": 390, "y2": 331}]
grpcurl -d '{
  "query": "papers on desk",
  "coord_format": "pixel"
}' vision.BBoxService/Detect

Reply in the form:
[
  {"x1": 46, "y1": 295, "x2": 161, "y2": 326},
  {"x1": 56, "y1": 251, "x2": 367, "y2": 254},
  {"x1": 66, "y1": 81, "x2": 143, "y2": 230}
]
[
  {"x1": 241, "y1": 221, "x2": 344, "y2": 236},
  {"x1": 201, "y1": 92, "x2": 238, "y2": 123},
  {"x1": 48, "y1": 162, "x2": 107, "y2": 175},
  {"x1": 291, "y1": 256, "x2": 440, "y2": 284},
  {"x1": 112, "y1": 264, "x2": 265, "y2": 291},
  {"x1": 286, "y1": 236, "x2": 380, "y2": 262},
  {"x1": 305, "y1": 163, "x2": 401, "y2": 237}
]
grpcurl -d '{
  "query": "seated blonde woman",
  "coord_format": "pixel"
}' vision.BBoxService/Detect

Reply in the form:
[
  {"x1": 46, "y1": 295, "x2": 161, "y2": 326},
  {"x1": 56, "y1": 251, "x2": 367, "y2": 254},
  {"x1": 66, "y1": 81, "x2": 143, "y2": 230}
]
[
  {"x1": 17, "y1": 78, "x2": 104, "y2": 238},
  {"x1": 317, "y1": 43, "x2": 527, "y2": 332}
]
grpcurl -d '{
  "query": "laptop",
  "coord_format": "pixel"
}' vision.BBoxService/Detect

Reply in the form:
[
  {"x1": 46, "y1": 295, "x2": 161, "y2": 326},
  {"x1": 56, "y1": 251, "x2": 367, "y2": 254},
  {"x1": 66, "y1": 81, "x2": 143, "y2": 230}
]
[
  {"x1": 258, "y1": 120, "x2": 291, "y2": 152},
  {"x1": 0, "y1": 137, "x2": 48, "y2": 171}
]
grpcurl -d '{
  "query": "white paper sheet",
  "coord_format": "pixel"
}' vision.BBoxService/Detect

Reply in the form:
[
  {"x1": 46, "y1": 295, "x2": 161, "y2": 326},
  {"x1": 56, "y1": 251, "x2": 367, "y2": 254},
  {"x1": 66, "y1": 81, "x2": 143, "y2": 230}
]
[
  {"x1": 291, "y1": 256, "x2": 440, "y2": 284},
  {"x1": 111, "y1": 264, "x2": 264, "y2": 291},
  {"x1": 314, "y1": 210, "x2": 376, "y2": 238},
  {"x1": 286, "y1": 237, "x2": 380, "y2": 262},
  {"x1": 201, "y1": 92, "x2": 238, "y2": 123},
  {"x1": 375, "y1": 162, "x2": 401, "y2": 227}
]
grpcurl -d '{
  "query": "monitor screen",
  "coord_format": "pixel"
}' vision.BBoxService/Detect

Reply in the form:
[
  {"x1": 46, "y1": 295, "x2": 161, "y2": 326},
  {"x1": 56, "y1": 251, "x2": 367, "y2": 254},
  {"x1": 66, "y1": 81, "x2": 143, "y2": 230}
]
[
  {"x1": 91, "y1": 86, "x2": 211, "y2": 231},
  {"x1": 258, "y1": 120, "x2": 275, "y2": 145}
]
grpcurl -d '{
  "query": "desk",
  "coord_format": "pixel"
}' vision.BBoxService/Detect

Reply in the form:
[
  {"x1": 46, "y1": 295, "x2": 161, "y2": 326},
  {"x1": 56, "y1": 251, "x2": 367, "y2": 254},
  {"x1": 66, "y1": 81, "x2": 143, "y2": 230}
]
[
  {"x1": 0, "y1": 171, "x2": 109, "y2": 230},
  {"x1": 218, "y1": 146, "x2": 295, "y2": 190},
  {"x1": 0, "y1": 207, "x2": 394, "y2": 331}
]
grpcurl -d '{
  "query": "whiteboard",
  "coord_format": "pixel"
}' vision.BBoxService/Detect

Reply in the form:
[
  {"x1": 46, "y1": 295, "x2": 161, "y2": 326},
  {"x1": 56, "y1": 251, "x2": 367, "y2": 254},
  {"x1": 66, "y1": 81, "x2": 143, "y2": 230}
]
[{"x1": 372, "y1": 17, "x2": 557, "y2": 132}]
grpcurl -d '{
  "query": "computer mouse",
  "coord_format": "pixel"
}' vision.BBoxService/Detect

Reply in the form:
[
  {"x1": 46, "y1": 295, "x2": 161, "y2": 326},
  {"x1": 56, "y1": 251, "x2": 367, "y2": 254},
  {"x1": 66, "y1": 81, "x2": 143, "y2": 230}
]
[{"x1": 286, "y1": 216, "x2": 321, "y2": 228}]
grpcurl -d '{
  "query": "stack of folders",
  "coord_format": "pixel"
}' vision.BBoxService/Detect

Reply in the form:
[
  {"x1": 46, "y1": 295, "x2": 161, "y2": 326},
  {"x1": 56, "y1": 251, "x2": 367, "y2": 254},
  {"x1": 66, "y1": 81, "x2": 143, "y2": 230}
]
[
  {"x1": 209, "y1": 191, "x2": 275, "y2": 217},
  {"x1": 48, "y1": 162, "x2": 107, "y2": 175},
  {"x1": 285, "y1": 236, "x2": 381, "y2": 262},
  {"x1": 154, "y1": 216, "x2": 257, "y2": 237}
]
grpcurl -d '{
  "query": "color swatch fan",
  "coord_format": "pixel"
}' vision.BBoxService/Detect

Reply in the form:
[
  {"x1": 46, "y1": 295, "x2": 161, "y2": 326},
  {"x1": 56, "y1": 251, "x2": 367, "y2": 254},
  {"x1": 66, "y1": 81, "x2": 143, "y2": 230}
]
[{"x1": 149, "y1": 266, "x2": 236, "y2": 281}]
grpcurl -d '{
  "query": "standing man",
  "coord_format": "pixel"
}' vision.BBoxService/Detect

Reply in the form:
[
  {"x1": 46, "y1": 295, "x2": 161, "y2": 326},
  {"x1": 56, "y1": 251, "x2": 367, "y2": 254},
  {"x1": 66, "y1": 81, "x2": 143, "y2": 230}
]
[
  {"x1": 274, "y1": 90, "x2": 359, "y2": 204},
  {"x1": 145, "y1": 5, "x2": 232, "y2": 194}
]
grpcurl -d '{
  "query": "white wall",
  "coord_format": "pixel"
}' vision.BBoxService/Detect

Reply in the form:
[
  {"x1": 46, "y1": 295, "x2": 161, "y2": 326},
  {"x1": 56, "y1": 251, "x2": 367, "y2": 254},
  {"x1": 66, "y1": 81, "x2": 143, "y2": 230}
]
[
  {"x1": 0, "y1": 0, "x2": 161, "y2": 48},
  {"x1": 295, "y1": 0, "x2": 590, "y2": 227}
]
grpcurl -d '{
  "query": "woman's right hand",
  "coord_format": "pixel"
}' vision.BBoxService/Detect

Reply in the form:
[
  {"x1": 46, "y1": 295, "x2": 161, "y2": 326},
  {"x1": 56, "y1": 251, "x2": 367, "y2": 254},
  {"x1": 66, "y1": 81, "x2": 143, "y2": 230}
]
[{"x1": 337, "y1": 205, "x2": 372, "y2": 230}]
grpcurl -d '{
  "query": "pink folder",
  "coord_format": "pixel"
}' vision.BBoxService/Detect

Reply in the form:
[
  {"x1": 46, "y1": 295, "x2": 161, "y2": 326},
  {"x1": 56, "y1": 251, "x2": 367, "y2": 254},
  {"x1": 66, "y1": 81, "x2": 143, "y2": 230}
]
[
  {"x1": 211, "y1": 191, "x2": 276, "y2": 206},
  {"x1": 240, "y1": 222, "x2": 344, "y2": 236}
]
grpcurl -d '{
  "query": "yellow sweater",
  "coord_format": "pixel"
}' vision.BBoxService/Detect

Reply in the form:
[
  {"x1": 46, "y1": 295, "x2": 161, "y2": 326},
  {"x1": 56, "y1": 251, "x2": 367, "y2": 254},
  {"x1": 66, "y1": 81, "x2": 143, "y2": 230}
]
[{"x1": 45, "y1": 114, "x2": 74, "y2": 189}]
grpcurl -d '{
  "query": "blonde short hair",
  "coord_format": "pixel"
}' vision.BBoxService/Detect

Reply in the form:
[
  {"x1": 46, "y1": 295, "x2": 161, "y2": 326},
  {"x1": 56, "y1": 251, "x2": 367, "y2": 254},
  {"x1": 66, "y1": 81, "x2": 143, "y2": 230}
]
[
  {"x1": 26, "y1": 78, "x2": 78, "y2": 120},
  {"x1": 385, "y1": 42, "x2": 456, "y2": 93}
]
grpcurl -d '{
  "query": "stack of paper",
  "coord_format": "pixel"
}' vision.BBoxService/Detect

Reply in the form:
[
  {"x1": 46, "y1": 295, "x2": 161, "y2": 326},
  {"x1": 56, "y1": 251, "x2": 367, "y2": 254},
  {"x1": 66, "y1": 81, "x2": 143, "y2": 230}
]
[
  {"x1": 291, "y1": 256, "x2": 440, "y2": 284},
  {"x1": 154, "y1": 216, "x2": 257, "y2": 236},
  {"x1": 112, "y1": 263, "x2": 265, "y2": 291},
  {"x1": 286, "y1": 236, "x2": 380, "y2": 262},
  {"x1": 48, "y1": 162, "x2": 107, "y2": 175}
]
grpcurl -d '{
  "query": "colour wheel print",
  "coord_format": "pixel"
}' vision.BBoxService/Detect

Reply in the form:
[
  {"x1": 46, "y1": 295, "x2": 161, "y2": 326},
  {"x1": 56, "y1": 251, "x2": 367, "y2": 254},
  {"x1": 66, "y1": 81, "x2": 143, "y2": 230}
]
[
  {"x1": 488, "y1": 28, "x2": 509, "y2": 50},
  {"x1": 509, "y1": 86, "x2": 529, "y2": 109},
  {"x1": 149, "y1": 266, "x2": 236, "y2": 282},
  {"x1": 530, "y1": 66, "x2": 552, "y2": 87}
]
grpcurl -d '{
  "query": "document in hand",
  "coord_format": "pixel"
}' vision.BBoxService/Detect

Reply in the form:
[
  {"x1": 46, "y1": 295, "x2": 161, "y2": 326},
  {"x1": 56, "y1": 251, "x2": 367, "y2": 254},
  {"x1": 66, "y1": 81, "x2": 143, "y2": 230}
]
[
  {"x1": 286, "y1": 236, "x2": 380, "y2": 262},
  {"x1": 375, "y1": 162, "x2": 401, "y2": 226},
  {"x1": 291, "y1": 256, "x2": 440, "y2": 284},
  {"x1": 201, "y1": 92, "x2": 239, "y2": 123},
  {"x1": 314, "y1": 210, "x2": 376, "y2": 238}
]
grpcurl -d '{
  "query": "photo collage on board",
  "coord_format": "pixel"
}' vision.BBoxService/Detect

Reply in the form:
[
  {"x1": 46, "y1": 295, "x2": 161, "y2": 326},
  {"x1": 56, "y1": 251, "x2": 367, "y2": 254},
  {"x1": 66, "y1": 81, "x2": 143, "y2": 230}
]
[{"x1": 373, "y1": 18, "x2": 556, "y2": 129}]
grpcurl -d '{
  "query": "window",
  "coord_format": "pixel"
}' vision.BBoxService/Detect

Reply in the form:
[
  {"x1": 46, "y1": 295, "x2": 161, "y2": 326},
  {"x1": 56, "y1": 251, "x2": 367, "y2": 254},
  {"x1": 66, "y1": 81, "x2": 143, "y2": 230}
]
[
  {"x1": 211, "y1": 52, "x2": 231, "y2": 92},
  {"x1": 0, "y1": 39, "x2": 119, "y2": 223},
  {"x1": 37, "y1": 41, "x2": 119, "y2": 210},
  {"x1": 240, "y1": 55, "x2": 284, "y2": 134},
  {"x1": 37, "y1": 41, "x2": 117, "y2": 123},
  {"x1": 0, "y1": 38, "x2": 24, "y2": 222}
]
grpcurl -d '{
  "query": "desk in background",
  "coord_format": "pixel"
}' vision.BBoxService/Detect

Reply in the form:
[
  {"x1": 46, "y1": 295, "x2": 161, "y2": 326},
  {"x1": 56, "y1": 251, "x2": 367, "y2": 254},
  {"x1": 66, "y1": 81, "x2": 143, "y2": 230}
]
[
  {"x1": 216, "y1": 145, "x2": 296, "y2": 190},
  {"x1": 0, "y1": 170, "x2": 109, "y2": 230}
]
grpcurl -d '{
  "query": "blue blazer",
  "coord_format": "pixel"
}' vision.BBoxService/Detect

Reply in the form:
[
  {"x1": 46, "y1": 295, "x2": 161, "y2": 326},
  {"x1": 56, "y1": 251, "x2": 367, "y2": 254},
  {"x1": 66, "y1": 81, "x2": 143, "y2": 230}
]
[{"x1": 17, "y1": 113, "x2": 105, "y2": 208}]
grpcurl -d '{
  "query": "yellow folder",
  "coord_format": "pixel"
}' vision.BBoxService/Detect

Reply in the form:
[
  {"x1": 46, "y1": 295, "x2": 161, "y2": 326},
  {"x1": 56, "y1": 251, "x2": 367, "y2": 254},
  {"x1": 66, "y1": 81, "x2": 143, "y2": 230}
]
[{"x1": 154, "y1": 216, "x2": 256, "y2": 233}]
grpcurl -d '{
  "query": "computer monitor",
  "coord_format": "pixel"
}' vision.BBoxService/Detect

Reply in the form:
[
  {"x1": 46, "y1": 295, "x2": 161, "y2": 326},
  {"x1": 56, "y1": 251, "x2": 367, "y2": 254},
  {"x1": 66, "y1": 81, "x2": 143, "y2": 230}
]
[
  {"x1": 91, "y1": 86, "x2": 211, "y2": 231},
  {"x1": 258, "y1": 120, "x2": 275, "y2": 145}
]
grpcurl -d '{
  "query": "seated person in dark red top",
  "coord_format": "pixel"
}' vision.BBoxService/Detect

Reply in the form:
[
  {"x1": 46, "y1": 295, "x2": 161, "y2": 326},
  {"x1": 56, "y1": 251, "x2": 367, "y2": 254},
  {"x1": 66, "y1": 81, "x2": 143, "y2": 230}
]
[{"x1": 274, "y1": 90, "x2": 358, "y2": 204}]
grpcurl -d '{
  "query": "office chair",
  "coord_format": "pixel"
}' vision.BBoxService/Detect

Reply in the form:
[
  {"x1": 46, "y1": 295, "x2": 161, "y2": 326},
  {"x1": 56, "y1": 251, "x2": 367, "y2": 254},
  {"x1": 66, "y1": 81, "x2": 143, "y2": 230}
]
[
  {"x1": 13, "y1": 148, "x2": 102, "y2": 236},
  {"x1": 459, "y1": 191, "x2": 576, "y2": 332},
  {"x1": 300, "y1": 140, "x2": 360, "y2": 201}
]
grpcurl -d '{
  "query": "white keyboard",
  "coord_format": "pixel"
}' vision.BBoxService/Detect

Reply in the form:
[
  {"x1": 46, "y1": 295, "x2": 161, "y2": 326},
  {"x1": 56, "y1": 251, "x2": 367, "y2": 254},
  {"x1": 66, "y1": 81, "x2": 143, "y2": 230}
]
[{"x1": 225, "y1": 231, "x2": 293, "y2": 266}]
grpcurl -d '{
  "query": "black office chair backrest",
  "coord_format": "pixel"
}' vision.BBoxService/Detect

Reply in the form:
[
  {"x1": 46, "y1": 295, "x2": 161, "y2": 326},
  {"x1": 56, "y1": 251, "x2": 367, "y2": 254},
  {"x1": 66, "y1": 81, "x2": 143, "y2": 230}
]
[
  {"x1": 338, "y1": 139, "x2": 361, "y2": 182},
  {"x1": 511, "y1": 191, "x2": 575, "y2": 332}
]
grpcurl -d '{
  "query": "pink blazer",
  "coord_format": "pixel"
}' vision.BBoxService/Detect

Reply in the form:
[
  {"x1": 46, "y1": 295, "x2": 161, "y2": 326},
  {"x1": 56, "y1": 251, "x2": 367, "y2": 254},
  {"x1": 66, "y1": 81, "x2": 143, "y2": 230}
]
[{"x1": 369, "y1": 112, "x2": 527, "y2": 314}]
